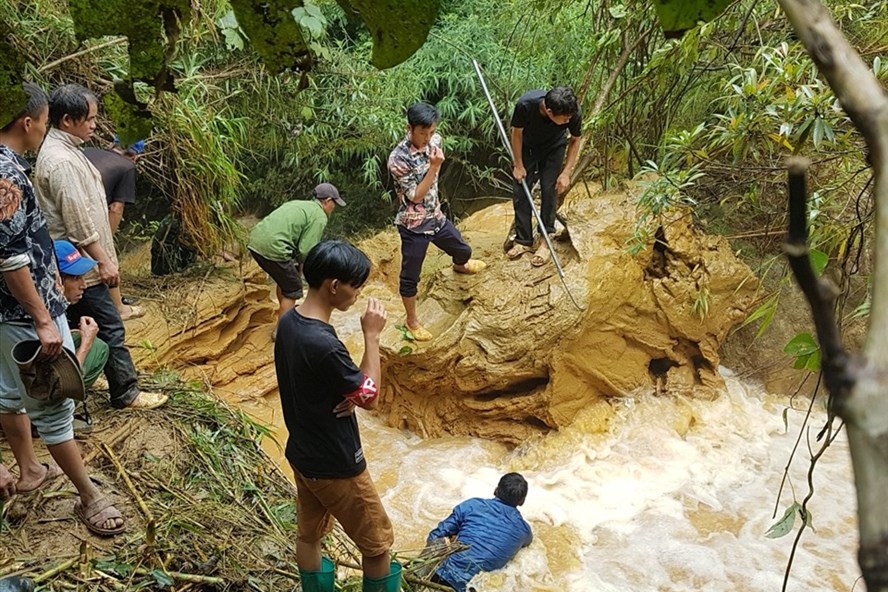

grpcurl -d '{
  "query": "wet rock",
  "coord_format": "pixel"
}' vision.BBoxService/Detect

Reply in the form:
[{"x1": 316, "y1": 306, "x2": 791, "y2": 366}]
[{"x1": 375, "y1": 184, "x2": 757, "y2": 444}]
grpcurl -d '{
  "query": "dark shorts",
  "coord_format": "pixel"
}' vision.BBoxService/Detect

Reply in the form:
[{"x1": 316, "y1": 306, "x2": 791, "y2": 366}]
[
  {"x1": 249, "y1": 249, "x2": 303, "y2": 299},
  {"x1": 292, "y1": 466, "x2": 394, "y2": 557}
]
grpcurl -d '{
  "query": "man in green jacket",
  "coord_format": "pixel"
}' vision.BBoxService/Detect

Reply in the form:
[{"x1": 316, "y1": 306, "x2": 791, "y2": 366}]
[{"x1": 248, "y1": 183, "x2": 345, "y2": 323}]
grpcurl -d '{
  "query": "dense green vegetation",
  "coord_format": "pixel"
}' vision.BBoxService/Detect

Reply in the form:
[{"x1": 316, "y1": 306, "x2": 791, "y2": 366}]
[{"x1": 1, "y1": 0, "x2": 885, "y2": 320}]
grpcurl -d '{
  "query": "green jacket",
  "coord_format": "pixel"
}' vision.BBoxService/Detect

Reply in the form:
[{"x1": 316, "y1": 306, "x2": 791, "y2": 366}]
[{"x1": 248, "y1": 199, "x2": 328, "y2": 262}]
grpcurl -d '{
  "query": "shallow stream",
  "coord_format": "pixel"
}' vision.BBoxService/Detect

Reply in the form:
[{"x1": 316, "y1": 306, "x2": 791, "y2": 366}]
[{"x1": 226, "y1": 362, "x2": 860, "y2": 591}]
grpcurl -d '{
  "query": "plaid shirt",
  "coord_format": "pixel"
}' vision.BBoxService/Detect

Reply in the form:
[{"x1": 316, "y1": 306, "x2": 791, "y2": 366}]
[
  {"x1": 388, "y1": 133, "x2": 446, "y2": 234},
  {"x1": 34, "y1": 128, "x2": 118, "y2": 288},
  {"x1": 0, "y1": 144, "x2": 67, "y2": 323}
]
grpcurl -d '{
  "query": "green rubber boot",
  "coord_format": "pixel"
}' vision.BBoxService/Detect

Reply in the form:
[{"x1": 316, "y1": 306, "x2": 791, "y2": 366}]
[
  {"x1": 299, "y1": 557, "x2": 335, "y2": 592},
  {"x1": 362, "y1": 561, "x2": 402, "y2": 592}
]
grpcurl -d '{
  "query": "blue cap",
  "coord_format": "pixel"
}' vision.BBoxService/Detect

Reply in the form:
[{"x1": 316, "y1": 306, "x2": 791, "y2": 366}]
[
  {"x1": 54, "y1": 240, "x2": 97, "y2": 276},
  {"x1": 113, "y1": 136, "x2": 145, "y2": 154}
]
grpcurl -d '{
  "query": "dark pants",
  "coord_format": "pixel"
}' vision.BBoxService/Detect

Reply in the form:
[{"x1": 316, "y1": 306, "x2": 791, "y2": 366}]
[
  {"x1": 66, "y1": 283, "x2": 139, "y2": 408},
  {"x1": 431, "y1": 572, "x2": 456, "y2": 590},
  {"x1": 513, "y1": 144, "x2": 566, "y2": 246},
  {"x1": 398, "y1": 219, "x2": 472, "y2": 297}
]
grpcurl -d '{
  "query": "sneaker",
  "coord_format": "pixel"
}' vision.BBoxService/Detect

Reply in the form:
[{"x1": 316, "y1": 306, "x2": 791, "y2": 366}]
[{"x1": 125, "y1": 391, "x2": 169, "y2": 410}]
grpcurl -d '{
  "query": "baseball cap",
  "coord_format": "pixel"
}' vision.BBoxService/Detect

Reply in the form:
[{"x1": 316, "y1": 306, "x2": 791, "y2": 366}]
[
  {"x1": 54, "y1": 240, "x2": 97, "y2": 276},
  {"x1": 313, "y1": 182, "x2": 346, "y2": 207},
  {"x1": 113, "y1": 135, "x2": 146, "y2": 154}
]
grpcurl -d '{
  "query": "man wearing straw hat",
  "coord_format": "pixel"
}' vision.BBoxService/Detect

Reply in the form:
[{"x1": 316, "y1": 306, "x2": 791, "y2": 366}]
[{"x1": 0, "y1": 81, "x2": 126, "y2": 535}]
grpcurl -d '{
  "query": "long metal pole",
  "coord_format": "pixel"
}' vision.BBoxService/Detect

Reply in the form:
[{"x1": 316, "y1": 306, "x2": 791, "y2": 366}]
[{"x1": 471, "y1": 59, "x2": 584, "y2": 310}]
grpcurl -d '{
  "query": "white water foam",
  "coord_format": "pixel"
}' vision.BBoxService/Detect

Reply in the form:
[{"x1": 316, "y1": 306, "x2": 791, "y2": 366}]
[{"x1": 358, "y1": 372, "x2": 860, "y2": 592}]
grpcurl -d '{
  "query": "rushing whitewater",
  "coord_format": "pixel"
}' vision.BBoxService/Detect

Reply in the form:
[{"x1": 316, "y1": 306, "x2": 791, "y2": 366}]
[{"x1": 357, "y1": 370, "x2": 859, "y2": 592}]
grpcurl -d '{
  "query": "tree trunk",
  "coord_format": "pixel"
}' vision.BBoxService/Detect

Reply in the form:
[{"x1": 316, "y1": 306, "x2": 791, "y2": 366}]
[{"x1": 777, "y1": 1, "x2": 888, "y2": 589}]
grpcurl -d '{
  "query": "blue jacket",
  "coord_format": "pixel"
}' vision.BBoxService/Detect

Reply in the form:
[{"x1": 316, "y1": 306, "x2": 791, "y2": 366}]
[{"x1": 427, "y1": 497, "x2": 533, "y2": 592}]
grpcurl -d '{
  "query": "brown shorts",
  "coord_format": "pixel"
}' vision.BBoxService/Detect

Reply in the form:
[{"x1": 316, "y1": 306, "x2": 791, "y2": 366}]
[
  {"x1": 249, "y1": 249, "x2": 303, "y2": 299},
  {"x1": 292, "y1": 466, "x2": 394, "y2": 557}
]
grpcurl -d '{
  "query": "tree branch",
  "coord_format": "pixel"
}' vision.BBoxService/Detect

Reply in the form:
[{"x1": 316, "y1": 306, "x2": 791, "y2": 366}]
[
  {"x1": 37, "y1": 37, "x2": 127, "y2": 74},
  {"x1": 778, "y1": 2, "x2": 888, "y2": 590}
]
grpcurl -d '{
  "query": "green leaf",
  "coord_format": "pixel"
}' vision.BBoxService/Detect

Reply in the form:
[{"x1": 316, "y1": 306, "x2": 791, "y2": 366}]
[
  {"x1": 222, "y1": 28, "x2": 245, "y2": 51},
  {"x1": 395, "y1": 324, "x2": 416, "y2": 342},
  {"x1": 784, "y1": 332, "x2": 818, "y2": 357},
  {"x1": 217, "y1": 10, "x2": 239, "y2": 30},
  {"x1": 609, "y1": 4, "x2": 627, "y2": 18},
  {"x1": 652, "y1": 0, "x2": 732, "y2": 38},
  {"x1": 766, "y1": 503, "x2": 800, "y2": 538},
  {"x1": 344, "y1": 0, "x2": 440, "y2": 69},
  {"x1": 809, "y1": 248, "x2": 828, "y2": 276},
  {"x1": 739, "y1": 293, "x2": 779, "y2": 338},
  {"x1": 398, "y1": 345, "x2": 413, "y2": 356},
  {"x1": 301, "y1": 16, "x2": 324, "y2": 37},
  {"x1": 151, "y1": 569, "x2": 174, "y2": 587}
]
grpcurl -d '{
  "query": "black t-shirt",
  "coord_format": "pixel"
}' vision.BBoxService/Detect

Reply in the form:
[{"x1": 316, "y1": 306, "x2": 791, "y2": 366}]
[
  {"x1": 510, "y1": 90, "x2": 582, "y2": 153},
  {"x1": 274, "y1": 309, "x2": 366, "y2": 478},
  {"x1": 83, "y1": 148, "x2": 137, "y2": 205}
]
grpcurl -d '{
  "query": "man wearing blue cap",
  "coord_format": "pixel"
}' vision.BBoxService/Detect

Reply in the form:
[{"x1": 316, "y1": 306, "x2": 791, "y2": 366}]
[
  {"x1": 55, "y1": 240, "x2": 111, "y2": 394},
  {"x1": 84, "y1": 137, "x2": 145, "y2": 321},
  {"x1": 1, "y1": 82, "x2": 127, "y2": 535}
]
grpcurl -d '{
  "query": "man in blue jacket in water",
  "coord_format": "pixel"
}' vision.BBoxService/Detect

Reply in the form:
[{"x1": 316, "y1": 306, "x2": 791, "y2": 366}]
[{"x1": 426, "y1": 473, "x2": 533, "y2": 591}]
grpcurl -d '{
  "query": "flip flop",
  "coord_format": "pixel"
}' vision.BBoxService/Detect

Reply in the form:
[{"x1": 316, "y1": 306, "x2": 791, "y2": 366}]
[
  {"x1": 531, "y1": 245, "x2": 552, "y2": 267},
  {"x1": 125, "y1": 391, "x2": 169, "y2": 410},
  {"x1": 407, "y1": 324, "x2": 433, "y2": 342},
  {"x1": 120, "y1": 305, "x2": 145, "y2": 321},
  {"x1": 74, "y1": 495, "x2": 126, "y2": 536},
  {"x1": 16, "y1": 462, "x2": 64, "y2": 494},
  {"x1": 506, "y1": 244, "x2": 533, "y2": 260},
  {"x1": 454, "y1": 259, "x2": 487, "y2": 274}
]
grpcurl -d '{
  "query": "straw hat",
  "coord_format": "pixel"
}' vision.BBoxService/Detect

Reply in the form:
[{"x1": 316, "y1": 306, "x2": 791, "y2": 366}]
[{"x1": 12, "y1": 341, "x2": 85, "y2": 403}]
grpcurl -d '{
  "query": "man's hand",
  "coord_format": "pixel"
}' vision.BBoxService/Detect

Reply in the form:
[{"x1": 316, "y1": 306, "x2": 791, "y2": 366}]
[
  {"x1": 79, "y1": 316, "x2": 98, "y2": 346},
  {"x1": 333, "y1": 399, "x2": 356, "y2": 418},
  {"x1": 360, "y1": 297, "x2": 387, "y2": 339},
  {"x1": 97, "y1": 260, "x2": 119, "y2": 287},
  {"x1": 555, "y1": 172, "x2": 571, "y2": 195},
  {"x1": 35, "y1": 319, "x2": 62, "y2": 360},
  {"x1": 429, "y1": 145, "x2": 445, "y2": 169},
  {"x1": 0, "y1": 463, "x2": 15, "y2": 500},
  {"x1": 513, "y1": 164, "x2": 527, "y2": 183}
]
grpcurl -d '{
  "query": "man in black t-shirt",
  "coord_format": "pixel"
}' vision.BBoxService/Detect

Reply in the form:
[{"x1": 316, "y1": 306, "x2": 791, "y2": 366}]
[
  {"x1": 83, "y1": 138, "x2": 143, "y2": 235},
  {"x1": 507, "y1": 87, "x2": 582, "y2": 266},
  {"x1": 83, "y1": 139, "x2": 144, "y2": 321},
  {"x1": 274, "y1": 240, "x2": 401, "y2": 592}
]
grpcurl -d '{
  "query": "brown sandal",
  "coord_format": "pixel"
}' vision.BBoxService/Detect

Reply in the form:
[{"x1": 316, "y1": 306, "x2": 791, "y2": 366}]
[
  {"x1": 75, "y1": 495, "x2": 126, "y2": 536},
  {"x1": 531, "y1": 245, "x2": 552, "y2": 267},
  {"x1": 506, "y1": 244, "x2": 533, "y2": 260}
]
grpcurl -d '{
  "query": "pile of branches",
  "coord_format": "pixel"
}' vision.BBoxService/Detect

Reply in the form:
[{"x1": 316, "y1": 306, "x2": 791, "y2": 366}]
[{"x1": 0, "y1": 374, "x2": 453, "y2": 591}]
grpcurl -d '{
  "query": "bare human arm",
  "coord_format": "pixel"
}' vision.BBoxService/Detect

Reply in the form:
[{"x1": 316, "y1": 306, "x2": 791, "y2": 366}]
[
  {"x1": 74, "y1": 316, "x2": 99, "y2": 366},
  {"x1": 80, "y1": 240, "x2": 119, "y2": 287},
  {"x1": 511, "y1": 127, "x2": 526, "y2": 182},
  {"x1": 332, "y1": 297, "x2": 387, "y2": 416},
  {"x1": 108, "y1": 202, "x2": 125, "y2": 234},
  {"x1": 1, "y1": 266, "x2": 62, "y2": 358},
  {"x1": 555, "y1": 135, "x2": 583, "y2": 195}
]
